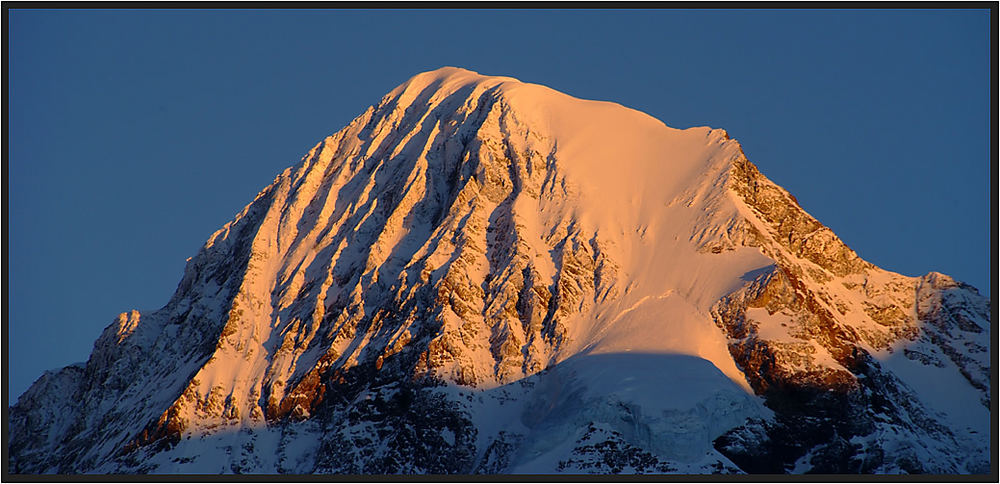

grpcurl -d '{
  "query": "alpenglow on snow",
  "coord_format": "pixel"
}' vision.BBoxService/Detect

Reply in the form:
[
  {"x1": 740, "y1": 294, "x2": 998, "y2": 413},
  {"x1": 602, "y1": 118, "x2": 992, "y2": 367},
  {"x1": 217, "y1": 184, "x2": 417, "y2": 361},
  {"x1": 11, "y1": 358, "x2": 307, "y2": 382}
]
[{"x1": 9, "y1": 67, "x2": 990, "y2": 475}]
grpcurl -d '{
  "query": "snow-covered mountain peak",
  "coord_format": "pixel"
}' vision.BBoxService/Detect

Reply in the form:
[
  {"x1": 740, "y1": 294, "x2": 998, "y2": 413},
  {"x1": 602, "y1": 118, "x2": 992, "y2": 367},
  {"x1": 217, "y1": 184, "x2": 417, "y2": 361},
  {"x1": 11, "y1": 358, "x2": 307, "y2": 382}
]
[
  {"x1": 391, "y1": 66, "x2": 520, "y2": 94},
  {"x1": 9, "y1": 69, "x2": 990, "y2": 475}
]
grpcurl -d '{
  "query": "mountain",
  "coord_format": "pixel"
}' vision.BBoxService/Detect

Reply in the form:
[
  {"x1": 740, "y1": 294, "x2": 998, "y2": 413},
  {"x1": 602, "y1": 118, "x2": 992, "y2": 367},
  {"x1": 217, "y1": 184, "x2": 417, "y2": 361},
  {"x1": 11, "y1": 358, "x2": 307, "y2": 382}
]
[{"x1": 8, "y1": 67, "x2": 991, "y2": 475}]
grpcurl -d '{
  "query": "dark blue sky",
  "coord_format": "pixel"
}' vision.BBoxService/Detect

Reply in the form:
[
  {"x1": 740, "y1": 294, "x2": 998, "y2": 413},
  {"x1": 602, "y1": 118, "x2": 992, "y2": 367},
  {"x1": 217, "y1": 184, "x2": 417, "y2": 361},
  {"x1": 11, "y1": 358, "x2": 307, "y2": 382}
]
[{"x1": 8, "y1": 9, "x2": 991, "y2": 399}]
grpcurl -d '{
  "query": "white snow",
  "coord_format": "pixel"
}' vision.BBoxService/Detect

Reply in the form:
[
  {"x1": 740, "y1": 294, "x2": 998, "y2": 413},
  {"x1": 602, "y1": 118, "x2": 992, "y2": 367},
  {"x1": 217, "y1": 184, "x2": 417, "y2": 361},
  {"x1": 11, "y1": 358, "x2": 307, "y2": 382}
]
[
  {"x1": 876, "y1": 343, "x2": 989, "y2": 438},
  {"x1": 504, "y1": 352, "x2": 769, "y2": 473}
]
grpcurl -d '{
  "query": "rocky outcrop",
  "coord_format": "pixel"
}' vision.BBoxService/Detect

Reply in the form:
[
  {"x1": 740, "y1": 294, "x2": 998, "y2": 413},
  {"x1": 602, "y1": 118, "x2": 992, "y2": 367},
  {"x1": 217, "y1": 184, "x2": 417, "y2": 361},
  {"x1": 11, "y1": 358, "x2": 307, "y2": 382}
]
[{"x1": 709, "y1": 154, "x2": 990, "y2": 473}]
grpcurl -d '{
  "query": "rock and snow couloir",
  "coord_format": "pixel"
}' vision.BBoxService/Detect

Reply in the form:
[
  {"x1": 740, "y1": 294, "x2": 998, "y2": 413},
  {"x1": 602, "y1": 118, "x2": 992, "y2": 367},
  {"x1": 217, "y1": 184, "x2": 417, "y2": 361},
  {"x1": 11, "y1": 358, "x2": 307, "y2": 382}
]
[{"x1": 9, "y1": 67, "x2": 991, "y2": 474}]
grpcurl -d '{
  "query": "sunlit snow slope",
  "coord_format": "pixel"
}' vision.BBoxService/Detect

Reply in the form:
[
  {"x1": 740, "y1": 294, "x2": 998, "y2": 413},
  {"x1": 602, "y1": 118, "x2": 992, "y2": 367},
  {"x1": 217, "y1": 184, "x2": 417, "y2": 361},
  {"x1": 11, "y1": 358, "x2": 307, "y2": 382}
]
[{"x1": 10, "y1": 67, "x2": 990, "y2": 475}]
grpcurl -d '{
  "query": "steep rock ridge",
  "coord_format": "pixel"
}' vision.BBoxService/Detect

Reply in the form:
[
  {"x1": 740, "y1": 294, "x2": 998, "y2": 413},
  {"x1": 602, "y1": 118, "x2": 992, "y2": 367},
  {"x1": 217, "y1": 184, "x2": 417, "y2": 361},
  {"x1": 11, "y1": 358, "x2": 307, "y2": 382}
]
[
  {"x1": 152, "y1": 72, "x2": 593, "y2": 431},
  {"x1": 9, "y1": 67, "x2": 990, "y2": 475},
  {"x1": 10, "y1": 186, "x2": 275, "y2": 472},
  {"x1": 710, "y1": 150, "x2": 991, "y2": 473},
  {"x1": 10, "y1": 68, "x2": 641, "y2": 472}
]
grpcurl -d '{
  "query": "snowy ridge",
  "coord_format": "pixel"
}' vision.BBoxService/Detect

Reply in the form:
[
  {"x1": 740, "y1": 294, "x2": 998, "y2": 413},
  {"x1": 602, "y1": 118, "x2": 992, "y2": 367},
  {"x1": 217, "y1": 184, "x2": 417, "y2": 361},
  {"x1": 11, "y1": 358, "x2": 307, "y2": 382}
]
[{"x1": 9, "y1": 67, "x2": 990, "y2": 475}]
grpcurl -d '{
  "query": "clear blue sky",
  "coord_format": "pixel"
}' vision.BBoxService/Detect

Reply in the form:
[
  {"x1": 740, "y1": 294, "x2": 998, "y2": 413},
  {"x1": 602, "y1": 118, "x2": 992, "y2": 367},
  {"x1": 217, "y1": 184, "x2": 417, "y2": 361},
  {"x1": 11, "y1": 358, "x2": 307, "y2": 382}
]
[{"x1": 8, "y1": 9, "x2": 991, "y2": 399}]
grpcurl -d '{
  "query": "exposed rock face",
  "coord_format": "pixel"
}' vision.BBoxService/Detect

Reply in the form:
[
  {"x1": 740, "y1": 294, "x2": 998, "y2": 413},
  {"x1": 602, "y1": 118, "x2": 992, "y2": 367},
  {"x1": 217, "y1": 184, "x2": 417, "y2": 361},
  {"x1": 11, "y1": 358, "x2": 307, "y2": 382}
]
[
  {"x1": 8, "y1": 67, "x2": 990, "y2": 475},
  {"x1": 711, "y1": 152, "x2": 990, "y2": 474}
]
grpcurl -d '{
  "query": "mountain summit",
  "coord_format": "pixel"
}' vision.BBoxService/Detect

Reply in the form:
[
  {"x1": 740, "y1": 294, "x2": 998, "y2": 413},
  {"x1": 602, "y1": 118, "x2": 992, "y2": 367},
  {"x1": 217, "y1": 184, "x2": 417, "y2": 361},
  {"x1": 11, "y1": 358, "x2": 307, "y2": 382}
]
[{"x1": 9, "y1": 67, "x2": 990, "y2": 474}]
